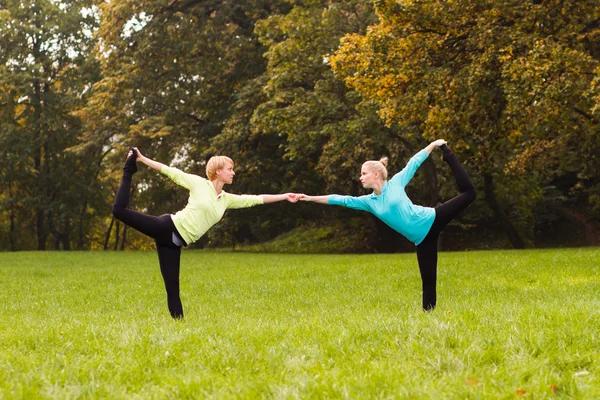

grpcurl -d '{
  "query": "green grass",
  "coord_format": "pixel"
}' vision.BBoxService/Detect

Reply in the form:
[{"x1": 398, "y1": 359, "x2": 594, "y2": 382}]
[{"x1": 1, "y1": 249, "x2": 599, "y2": 399}]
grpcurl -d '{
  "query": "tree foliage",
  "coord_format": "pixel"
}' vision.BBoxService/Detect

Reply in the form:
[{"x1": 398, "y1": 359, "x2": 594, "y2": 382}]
[
  {"x1": 0, "y1": 0, "x2": 598, "y2": 251},
  {"x1": 331, "y1": 0, "x2": 600, "y2": 247},
  {"x1": 0, "y1": 0, "x2": 101, "y2": 250}
]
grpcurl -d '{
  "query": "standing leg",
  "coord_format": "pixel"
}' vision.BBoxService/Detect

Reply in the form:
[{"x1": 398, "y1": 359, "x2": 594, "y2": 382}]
[
  {"x1": 156, "y1": 242, "x2": 184, "y2": 319},
  {"x1": 416, "y1": 230, "x2": 439, "y2": 311}
]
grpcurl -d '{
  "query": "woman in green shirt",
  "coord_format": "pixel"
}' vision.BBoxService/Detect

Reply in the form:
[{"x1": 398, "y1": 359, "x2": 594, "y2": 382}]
[{"x1": 112, "y1": 148, "x2": 298, "y2": 319}]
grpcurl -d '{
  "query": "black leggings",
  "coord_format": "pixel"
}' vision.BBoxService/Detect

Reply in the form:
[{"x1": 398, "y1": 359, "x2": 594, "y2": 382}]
[
  {"x1": 112, "y1": 174, "x2": 184, "y2": 319},
  {"x1": 416, "y1": 146, "x2": 476, "y2": 311}
]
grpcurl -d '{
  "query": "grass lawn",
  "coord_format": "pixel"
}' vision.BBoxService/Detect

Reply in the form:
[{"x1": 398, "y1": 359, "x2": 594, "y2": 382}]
[{"x1": 1, "y1": 248, "x2": 598, "y2": 399}]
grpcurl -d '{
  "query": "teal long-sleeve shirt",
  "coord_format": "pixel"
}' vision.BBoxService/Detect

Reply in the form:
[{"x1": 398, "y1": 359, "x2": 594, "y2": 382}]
[
  {"x1": 161, "y1": 166, "x2": 264, "y2": 245},
  {"x1": 328, "y1": 149, "x2": 436, "y2": 246}
]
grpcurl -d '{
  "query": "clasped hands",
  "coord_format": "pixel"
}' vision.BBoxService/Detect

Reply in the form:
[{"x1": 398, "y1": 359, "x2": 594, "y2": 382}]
[{"x1": 284, "y1": 193, "x2": 313, "y2": 203}]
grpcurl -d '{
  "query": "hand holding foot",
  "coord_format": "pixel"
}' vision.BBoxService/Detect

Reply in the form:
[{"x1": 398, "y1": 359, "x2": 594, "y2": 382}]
[
  {"x1": 129, "y1": 147, "x2": 143, "y2": 160},
  {"x1": 425, "y1": 139, "x2": 448, "y2": 154},
  {"x1": 431, "y1": 139, "x2": 447, "y2": 147},
  {"x1": 123, "y1": 147, "x2": 139, "y2": 175}
]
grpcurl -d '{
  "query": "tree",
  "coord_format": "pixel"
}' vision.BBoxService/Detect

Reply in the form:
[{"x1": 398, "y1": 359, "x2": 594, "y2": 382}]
[
  {"x1": 76, "y1": 0, "x2": 294, "y2": 248},
  {"x1": 331, "y1": 0, "x2": 600, "y2": 248},
  {"x1": 0, "y1": 0, "x2": 101, "y2": 250},
  {"x1": 245, "y1": 1, "x2": 445, "y2": 250}
]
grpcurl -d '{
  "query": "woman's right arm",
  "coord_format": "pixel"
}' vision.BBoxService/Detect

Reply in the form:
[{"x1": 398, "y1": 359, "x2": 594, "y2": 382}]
[
  {"x1": 132, "y1": 147, "x2": 166, "y2": 172},
  {"x1": 132, "y1": 147, "x2": 197, "y2": 189},
  {"x1": 299, "y1": 195, "x2": 330, "y2": 204},
  {"x1": 301, "y1": 194, "x2": 370, "y2": 213},
  {"x1": 390, "y1": 140, "x2": 446, "y2": 187}
]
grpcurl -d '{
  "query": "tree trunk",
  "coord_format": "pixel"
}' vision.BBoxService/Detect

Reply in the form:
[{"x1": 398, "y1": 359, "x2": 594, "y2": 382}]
[
  {"x1": 36, "y1": 210, "x2": 46, "y2": 250},
  {"x1": 62, "y1": 219, "x2": 71, "y2": 250},
  {"x1": 113, "y1": 221, "x2": 120, "y2": 250},
  {"x1": 78, "y1": 200, "x2": 87, "y2": 249},
  {"x1": 9, "y1": 183, "x2": 16, "y2": 251},
  {"x1": 420, "y1": 156, "x2": 444, "y2": 250},
  {"x1": 62, "y1": 237, "x2": 71, "y2": 250},
  {"x1": 48, "y1": 213, "x2": 71, "y2": 251},
  {"x1": 33, "y1": 80, "x2": 48, "y2": 250},
  {"x1": 421, "y1": 157, "x2": 440, "y2": 207},
  {"x1": 482, "y1": 172, "x2": 525, "y2": 249},
  {"x1": 32, "y1": 38, "x2": 47, "y2": 250},
  {"x1": 10, "y1": 206, "x2": 16, "y2": 251},
  {"x1": 413, "y1": 134, "x2": 440, "y2": 207},
  {"x1": 120, "y1": 225, "x2": 128, "y2": 250},
  {"x1": 104, "y1": 217, "x2": 115, "y2": 250}
]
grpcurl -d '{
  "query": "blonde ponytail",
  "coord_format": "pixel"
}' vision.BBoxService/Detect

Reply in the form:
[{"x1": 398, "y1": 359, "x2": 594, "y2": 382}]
[{"x1": 363, "y1": 157, "x2": 389, "y2": 180}]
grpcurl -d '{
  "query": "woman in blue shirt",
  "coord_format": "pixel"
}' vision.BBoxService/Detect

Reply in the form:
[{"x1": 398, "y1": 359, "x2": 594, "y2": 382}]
[{"x1": 299, "y1": 139, "x2": 476, "y2": 311}]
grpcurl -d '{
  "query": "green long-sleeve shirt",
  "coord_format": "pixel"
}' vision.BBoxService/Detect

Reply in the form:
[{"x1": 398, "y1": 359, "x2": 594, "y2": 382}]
[{"x1": 161, "y1": 166, "x2": 264, "y2": 245}]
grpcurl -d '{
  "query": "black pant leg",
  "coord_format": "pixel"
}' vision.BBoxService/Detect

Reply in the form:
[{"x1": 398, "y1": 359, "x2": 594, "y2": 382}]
[
  {"x1": 416, "y1": 230, "x2": 439, "y2": 311},
  {"x1": 112, "y1": 175, "x2": 172, "y2": 239},
  {"x1": 156, "y1": 242, "x2": 184, "y2": 319},
  {"x1": 441, "y1": 145, "x2": 475, "y2": 194}
]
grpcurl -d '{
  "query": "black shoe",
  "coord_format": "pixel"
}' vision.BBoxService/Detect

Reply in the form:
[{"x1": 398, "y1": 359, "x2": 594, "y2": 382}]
[{"x1": 123, "y1": 148, "x2": 138, "y2": 175}]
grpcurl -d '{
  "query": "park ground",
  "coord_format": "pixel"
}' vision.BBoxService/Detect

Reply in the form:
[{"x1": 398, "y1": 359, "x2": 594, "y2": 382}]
[{"x1": 1, "y1": 248, "x2": 598, "y2": 398}]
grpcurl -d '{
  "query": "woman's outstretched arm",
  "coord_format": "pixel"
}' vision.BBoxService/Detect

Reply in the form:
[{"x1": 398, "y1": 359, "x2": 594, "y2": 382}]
[
  {"x1": 301, "y1": 194, "x2": 371, "y2": 212},
  {"x1": 131, "y1": 147, "x2": 166, "y2": 172},
  {"x1": 390, "y1": 139, "x2": 448, "y2": 187},
  {"x1": 132, "y1": 147, "x2": 198, "y2": 190},
  {"x1": 225, "y1": 193, "x2": 299, "y2": 209},
  {"x1": 299, "y1": 195, "x2": 330, "y2": 204},
  {"x1": 261, "y1": 193, "x2": 300, "y2": 204}
]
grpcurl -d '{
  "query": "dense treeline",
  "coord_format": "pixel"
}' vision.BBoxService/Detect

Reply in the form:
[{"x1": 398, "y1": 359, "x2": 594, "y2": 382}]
[{"x1": 1, "y1": 0, "x2": 598, "y2": 252}]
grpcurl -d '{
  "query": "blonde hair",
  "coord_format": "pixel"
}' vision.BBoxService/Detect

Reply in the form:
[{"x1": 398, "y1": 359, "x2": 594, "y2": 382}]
[
  {"x1": 206, "y1": 156, "x2": 234, "y2": 180},
  {"x1": 362, "y1": 157, "x2": 389, "y2": 180}
]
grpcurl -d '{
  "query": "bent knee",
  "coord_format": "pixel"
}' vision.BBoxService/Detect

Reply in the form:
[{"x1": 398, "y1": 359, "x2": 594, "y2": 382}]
[
  {"x1": 112, "y1": 204, "x2": 124, "y2": 219},
  {"x1": 465, "y1": 187, "x2": 477, "y2": 204}
]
